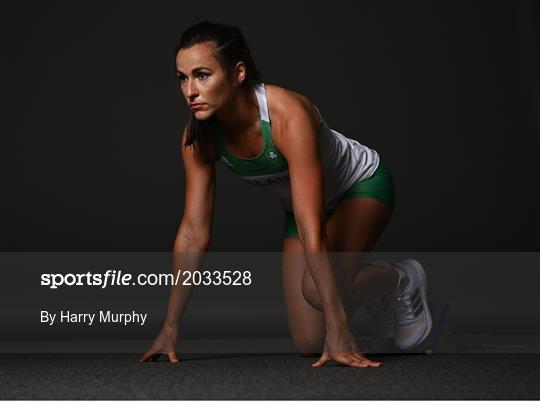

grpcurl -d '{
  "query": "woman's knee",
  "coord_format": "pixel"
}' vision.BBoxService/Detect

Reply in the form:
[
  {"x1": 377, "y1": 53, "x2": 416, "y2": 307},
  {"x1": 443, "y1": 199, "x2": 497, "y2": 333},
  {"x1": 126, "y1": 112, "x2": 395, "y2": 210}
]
[
  {"x1": 301, "y1": 266, "x2": 357, "y2": 312},
  {"x1": 301, "y1": 273, "x2": 323, "y2": 311}
]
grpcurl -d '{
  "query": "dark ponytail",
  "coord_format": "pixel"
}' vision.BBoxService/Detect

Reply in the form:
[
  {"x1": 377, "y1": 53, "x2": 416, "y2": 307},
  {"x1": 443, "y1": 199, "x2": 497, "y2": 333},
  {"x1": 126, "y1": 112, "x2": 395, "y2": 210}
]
[{"x1": 173, "y1": 21, "x2": 261, "y2": 155}]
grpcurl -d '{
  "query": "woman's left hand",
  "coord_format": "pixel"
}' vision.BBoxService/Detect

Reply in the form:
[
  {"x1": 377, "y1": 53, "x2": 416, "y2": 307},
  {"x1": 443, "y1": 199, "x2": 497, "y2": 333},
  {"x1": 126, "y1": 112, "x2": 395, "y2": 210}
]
[{"x1": 312, "y1": 326, "x2": 383, "y2": 368}]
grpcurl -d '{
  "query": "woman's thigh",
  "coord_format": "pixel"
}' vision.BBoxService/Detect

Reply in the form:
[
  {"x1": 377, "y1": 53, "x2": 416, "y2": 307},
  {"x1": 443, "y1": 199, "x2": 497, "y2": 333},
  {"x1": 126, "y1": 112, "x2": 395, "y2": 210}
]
[
  {"x1": 281, "y1": 236, "x2": 326, "y2": 354},
  {"x1": 298, "y1": 197, "x2": 394, "y2": 309},
  {"x1": 325, "y1": 197, "x2": 394, "y2": 293}
]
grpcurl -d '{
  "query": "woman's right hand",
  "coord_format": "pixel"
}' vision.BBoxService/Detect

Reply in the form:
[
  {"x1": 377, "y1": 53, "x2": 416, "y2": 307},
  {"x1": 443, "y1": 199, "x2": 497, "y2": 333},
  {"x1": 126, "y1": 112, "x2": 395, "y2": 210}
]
[
  {"x1": 139, "y1": 325, "x2": 180, "y2": 363},
  {"x1": 312, "y1": 325, "x2": 382, "y2": 368}
]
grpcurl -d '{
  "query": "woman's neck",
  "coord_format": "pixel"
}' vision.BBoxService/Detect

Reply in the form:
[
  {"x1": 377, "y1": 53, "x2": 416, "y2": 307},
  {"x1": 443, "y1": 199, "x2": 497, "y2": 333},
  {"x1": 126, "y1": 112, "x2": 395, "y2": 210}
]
[{"x1": 215, "y1": 86, "x2": 259, "y2": 135}]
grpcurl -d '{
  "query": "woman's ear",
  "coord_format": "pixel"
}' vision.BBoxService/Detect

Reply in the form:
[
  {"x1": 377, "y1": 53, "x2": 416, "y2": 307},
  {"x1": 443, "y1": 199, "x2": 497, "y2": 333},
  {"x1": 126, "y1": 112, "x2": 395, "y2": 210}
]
[{"x1": 234, "y1": 61, "x2": 247, "y2": 86}]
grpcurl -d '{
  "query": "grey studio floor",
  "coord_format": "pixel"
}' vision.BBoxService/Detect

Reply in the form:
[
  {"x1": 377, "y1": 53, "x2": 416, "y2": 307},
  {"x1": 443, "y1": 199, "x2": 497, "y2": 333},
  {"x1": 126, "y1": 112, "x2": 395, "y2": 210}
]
[{"x1": 1, "y1": 353, "x2": 540, "y2": 399}]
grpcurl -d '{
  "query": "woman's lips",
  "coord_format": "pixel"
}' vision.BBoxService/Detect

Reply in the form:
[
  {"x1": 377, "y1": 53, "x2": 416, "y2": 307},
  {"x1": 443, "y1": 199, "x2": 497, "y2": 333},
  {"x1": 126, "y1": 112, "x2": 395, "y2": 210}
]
[{"x1": 191, "y1": 103, "x2": 205, "y2": 110}]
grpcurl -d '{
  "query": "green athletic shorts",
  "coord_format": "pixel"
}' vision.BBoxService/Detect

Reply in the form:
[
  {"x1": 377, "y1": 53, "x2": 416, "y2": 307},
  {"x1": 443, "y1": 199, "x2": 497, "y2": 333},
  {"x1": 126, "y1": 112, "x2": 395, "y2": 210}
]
[{"x1": 284, "y1": 159, "x2": 395, "y2": 238}]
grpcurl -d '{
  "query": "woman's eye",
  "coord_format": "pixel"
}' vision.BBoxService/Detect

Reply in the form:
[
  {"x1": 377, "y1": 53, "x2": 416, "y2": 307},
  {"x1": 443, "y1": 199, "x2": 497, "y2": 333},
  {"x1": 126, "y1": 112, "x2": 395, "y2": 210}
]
[
  {"x1": 197, "y1": 72, "x2": 208, "y2": 79},
  {"x1": 177, "y1": 75, "x2": 187, "y2": 83}
]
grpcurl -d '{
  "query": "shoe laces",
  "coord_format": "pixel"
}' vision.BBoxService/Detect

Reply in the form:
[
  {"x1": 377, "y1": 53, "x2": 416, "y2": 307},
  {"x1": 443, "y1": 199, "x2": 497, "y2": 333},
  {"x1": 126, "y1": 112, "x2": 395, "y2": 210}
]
[
  {"x1": 389, "y1": 291, "x2": 415, "y2": 324},
  {"x1": 388, "y1": 270, "x2": 416, "y2": 324}
]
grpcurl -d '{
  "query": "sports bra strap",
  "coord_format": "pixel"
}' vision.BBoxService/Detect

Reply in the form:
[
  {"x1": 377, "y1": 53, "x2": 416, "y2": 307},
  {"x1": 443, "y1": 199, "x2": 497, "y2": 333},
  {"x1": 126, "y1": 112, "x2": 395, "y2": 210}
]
[{"x1": 254, "y1": 83, "x2": 270, "y2": 123}]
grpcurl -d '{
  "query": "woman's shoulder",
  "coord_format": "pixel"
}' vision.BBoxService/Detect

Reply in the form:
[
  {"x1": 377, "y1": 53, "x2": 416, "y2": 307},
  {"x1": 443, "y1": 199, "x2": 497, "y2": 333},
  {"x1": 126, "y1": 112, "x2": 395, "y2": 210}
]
[
  {"x1": 264, "y1": 84, "x2": 321, "y2": 140},
  {"x1": 264, "y1": 84, "x2": 313, "y2": 116}
]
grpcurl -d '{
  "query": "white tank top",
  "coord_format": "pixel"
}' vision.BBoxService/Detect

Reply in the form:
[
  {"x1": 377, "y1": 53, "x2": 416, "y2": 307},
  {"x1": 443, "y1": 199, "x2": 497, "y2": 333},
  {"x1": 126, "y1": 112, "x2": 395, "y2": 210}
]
[
  {"x1": 215, "y1": 83, "x2": 380, "y2": 212},
  {"x1": 315, "y1": 104, "x2": 380, "y2": 210}
]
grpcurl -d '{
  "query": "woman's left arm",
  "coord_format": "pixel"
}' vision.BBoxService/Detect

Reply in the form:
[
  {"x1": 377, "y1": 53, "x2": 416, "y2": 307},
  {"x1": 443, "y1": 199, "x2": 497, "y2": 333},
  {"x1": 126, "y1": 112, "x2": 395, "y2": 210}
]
[
  {"x1": 273, "y1": 93, "x2": 382, "y2": 368},
  {"x1": 274, "y1": 100, "x2": 349, "y2": 331}
]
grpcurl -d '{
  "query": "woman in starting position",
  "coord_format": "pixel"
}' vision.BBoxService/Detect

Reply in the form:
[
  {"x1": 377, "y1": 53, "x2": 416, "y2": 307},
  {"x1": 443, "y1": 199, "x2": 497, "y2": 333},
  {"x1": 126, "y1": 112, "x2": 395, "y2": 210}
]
[{"x1": 140, "y1": 21, "x2": 432, "y2": 368}]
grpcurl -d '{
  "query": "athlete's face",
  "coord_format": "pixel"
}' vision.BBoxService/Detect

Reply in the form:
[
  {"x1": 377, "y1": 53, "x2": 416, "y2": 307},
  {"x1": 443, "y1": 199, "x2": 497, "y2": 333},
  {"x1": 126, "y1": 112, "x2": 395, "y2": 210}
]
[{"x1": 176, "y1": 42, "x2": 233, "y2": 121}]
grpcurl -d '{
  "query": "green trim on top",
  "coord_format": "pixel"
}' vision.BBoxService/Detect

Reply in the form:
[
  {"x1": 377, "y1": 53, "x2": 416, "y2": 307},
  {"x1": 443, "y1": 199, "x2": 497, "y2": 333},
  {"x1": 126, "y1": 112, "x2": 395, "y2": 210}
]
[{"x1": 214, "y1": 116, "x2": 288, "y2": 177}]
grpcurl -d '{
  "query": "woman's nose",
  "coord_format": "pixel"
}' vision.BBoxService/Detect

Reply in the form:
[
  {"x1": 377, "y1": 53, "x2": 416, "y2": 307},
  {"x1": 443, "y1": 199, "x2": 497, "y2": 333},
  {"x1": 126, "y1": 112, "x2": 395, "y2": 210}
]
[{"x1": 186, "y1": 79, "x2": 198, "y2": 98}]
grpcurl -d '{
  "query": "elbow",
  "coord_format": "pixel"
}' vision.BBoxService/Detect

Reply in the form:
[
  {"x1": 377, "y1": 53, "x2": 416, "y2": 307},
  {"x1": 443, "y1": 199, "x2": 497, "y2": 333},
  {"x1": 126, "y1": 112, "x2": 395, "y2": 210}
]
[{"x1": 173, "y1": 225, "x2": 211, "y2": 252}]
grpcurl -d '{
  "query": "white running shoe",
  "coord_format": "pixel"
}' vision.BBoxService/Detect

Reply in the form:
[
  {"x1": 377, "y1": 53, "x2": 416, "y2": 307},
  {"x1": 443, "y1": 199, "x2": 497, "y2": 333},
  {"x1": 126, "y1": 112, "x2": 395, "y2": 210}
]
[{"x1": 387, "y1": 259, "x2": 433, "y2": 350}]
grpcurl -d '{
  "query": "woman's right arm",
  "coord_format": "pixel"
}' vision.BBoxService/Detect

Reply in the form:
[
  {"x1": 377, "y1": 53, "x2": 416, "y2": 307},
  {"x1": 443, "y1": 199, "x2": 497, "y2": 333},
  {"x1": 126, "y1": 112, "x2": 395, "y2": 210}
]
[
  {"x1": 140, "y1": 128, "x2": 215, "y2": 363},
  {"x1": 163, "y1": 129, "x2": 216, "y2": 329}
]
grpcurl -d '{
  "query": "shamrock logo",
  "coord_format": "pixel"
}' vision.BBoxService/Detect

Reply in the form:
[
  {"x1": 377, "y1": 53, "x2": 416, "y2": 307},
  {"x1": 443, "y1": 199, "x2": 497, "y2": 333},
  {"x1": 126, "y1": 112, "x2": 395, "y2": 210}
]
[{"x1": 266, "y1": 150, "x2": 279, "y2": 160}]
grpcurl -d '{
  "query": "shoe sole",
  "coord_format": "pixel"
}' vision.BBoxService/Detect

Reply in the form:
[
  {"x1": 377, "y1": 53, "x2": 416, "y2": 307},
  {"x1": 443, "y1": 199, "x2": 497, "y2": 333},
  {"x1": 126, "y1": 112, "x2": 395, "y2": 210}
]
[{"x1": 399, "y1": 258, "x2": 433, "y2": 350}]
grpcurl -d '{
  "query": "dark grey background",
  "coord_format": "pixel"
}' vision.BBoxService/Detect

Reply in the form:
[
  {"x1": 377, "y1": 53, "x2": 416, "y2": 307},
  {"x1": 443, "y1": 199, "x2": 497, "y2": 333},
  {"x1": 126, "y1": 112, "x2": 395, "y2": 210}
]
[{"x1": 1, "y1": 1, "x2": 539, "y2": 252}]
